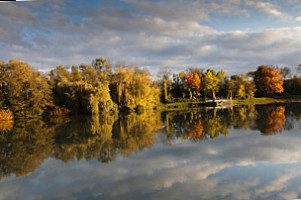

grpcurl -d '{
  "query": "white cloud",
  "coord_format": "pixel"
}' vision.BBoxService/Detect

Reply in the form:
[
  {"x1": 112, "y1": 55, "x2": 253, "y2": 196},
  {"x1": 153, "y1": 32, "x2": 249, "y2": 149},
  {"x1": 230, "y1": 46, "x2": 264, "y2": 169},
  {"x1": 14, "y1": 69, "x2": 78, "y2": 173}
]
[{"x1": 245, "y1": 0, "x2": 293, "y2": 20}]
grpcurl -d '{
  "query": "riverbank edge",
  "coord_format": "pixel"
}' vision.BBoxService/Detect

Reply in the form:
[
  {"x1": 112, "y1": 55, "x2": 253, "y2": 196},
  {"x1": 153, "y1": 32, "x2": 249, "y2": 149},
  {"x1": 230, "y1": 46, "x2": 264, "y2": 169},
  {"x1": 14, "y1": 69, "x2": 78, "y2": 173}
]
[{"x1": 156, "y1": 96, "x2": 301, "y2": 111}]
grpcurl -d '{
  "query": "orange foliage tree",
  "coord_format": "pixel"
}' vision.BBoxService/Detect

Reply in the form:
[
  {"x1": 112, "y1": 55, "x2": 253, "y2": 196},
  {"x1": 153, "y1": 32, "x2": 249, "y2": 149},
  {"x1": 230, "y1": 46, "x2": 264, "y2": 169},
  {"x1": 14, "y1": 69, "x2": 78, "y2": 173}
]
[
  {"x1": 184, "y1": 73, "x2": 201, "y2": 98},
  {"x1": 254, "y1": 65, "x2": 284, "y2": 96}
]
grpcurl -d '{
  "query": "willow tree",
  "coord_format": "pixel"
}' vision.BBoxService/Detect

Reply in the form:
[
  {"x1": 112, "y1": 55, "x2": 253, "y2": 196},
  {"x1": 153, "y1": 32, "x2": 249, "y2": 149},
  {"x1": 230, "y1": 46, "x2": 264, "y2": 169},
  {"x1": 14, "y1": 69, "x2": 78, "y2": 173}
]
[
  {"x1": 110, "y1": 66, "x2": 161, "y2": 111},
  {"x1": 50, "y1": 61, "x2": 117, "y2": 115}
]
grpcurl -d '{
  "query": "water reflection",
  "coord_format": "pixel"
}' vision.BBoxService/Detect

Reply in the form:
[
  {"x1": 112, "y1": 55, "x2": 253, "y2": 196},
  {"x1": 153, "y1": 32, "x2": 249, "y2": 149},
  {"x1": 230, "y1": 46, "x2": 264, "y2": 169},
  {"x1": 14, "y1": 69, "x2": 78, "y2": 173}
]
[
  {"x1": 0, "y1": 112, "x2": 163, "y2": 179},
  {"x1": 0, "y1": 120, "x2": 56, "y2": 179},
  {"x1": 0, "y1": 103, "x2": 301, "y2": 199}
]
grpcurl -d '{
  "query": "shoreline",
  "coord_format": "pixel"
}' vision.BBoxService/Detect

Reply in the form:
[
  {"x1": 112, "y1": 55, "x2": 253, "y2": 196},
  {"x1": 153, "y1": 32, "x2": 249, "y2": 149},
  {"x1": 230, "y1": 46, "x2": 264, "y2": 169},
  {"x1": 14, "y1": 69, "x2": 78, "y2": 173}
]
[{"x1": 157, "y1": 96, "x2": 301, "y2": 111}]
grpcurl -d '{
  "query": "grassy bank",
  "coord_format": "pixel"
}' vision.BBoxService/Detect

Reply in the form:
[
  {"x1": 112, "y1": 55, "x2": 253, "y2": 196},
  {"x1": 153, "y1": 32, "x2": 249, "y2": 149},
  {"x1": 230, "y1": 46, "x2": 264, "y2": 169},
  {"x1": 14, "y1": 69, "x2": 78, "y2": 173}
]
[
  {"x1": 233, "y1": 96, "x2": 301, "y2": 106},
  {"x1": 157, "y1": 96, "x2": 301, "y2": 111}
]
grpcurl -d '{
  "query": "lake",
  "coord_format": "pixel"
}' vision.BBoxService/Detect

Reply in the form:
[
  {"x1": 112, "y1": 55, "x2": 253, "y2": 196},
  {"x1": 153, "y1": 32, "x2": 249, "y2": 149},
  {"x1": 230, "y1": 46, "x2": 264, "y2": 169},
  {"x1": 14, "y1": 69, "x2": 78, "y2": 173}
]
[{"x1": 0, "y1": 103, "x2": 301, "y2": 200}]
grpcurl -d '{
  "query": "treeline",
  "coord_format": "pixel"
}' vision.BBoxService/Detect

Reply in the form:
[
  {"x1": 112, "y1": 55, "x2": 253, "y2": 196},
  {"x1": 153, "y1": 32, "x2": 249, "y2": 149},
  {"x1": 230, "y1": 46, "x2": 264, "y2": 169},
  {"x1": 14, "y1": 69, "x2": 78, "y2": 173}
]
[
  {"x1": 1, "y1": 58, "x2": 301, "y2": 118},
  {"x1": 161, "y1": 65, "x2": 300, "y2": 102},
  {"x1": 0, "y1": 58, "x2": 160, "y2": 118}
]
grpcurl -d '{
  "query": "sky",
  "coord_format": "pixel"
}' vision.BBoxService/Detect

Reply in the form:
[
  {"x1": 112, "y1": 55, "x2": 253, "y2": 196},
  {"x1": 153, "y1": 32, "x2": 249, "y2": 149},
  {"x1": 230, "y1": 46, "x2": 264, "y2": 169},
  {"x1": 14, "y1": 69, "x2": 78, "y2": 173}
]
[{"x1": 1, "y1": 0, "x2": 301, "y2": 76}]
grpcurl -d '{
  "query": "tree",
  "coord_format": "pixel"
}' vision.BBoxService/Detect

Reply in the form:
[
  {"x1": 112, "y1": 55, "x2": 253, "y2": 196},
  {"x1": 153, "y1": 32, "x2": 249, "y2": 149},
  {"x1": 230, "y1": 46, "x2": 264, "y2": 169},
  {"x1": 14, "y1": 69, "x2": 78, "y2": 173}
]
[
  {"x1": 231, "y1": 73, "x2": 256, "y2": 99},
  {"x1": 283, "y1": 76, "x2": 301, "y2": 95},
  {"x1": 203, "y1": 69, "x2": 220, "y2": 100},
  {"x1": 171, "y1": 72, "x2": 185, "y2": 98},
  {"x1": 110, "y1": 66, "x2": 161, "y2": 110},
  {"x1": 157, "y1": 67, "x2": 172, "y2": 102},
  {"x1": 50, "y1": 61, "x2": 117, "y2": 115},
  {"x1": 224, "y1": 78, "x2": 235, "y2": 99},
  {"x1": 1, "y1": 60, "x2": 52, "y2": 118},
  {"x1": 184, "y1": 73, "x2": 201, "y2": 99},
  {"x1": 254, "y1": 65, "x2": 284, "y2": 96}
]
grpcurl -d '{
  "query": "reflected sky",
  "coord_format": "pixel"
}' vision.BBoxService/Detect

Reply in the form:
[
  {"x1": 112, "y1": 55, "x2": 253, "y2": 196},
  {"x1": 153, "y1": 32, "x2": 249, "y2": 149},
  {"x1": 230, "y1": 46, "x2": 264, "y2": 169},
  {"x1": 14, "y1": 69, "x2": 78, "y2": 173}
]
[{"x1": 1, "y1": 104, "x2": 301, "y2": 200}]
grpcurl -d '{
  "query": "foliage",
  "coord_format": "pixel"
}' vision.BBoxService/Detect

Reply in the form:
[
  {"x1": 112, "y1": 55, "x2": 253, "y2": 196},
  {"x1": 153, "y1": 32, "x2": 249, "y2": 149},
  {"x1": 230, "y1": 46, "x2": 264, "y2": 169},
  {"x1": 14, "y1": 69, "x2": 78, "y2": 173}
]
[
  {"x1": 0, "y1": 60, "x2": 52, "y2": 118},
  {"x1": 283, "y1": 76, "x2": 301, "y2": 95},
  {"x1": 171, "y1": 72, "x2": 185, "y2": 98},
  {"x1": 110, "y1": 66, "x2": 161, "y2": 110},
  {"x1": 0, "y1": 109, "x2": 14, "y2": 121},
  {"x1": 230, "y1": 73, "x2": 256, "y2": 99},
  {"x1": 50, "y1": 62, "x2": 117, "y2": 114},
  {"x1": 254, "y1": 65, "x2": 284, "y2": 96},
  {"x1": 184, "y1": 73, "x2": 201, "y2": 99},
  {"x1": 203, "y1": 69, "x2": 220, "y2": 100},
  {"x1": 0, "y1": 109, "x2": 14, "y2": 132}
]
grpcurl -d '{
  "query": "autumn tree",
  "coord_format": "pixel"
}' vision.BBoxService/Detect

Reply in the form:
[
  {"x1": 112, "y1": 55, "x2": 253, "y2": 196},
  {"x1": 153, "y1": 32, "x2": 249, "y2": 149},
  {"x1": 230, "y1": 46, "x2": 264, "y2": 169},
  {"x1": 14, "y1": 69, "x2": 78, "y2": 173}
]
[
  {"x1": 50, "y1": 61, "x2": 117, "y2": 115},
  {"x1": 231, "y1": 73, "x2": 256, "y2": 99},
  {"x1": 254, "y1": 65, "x2": 284, "y2": 96},
  {"x1": 221, "y1": 77, "x2": 235, "y2": 99},
  {"x1": 203, "y1": 69, "x2": 220, "y2": 100},
  {"x1": 184, "y1": 73, "x2": 201, "y2": 99},
  {"x1": 0, "y1": 60, "x2": 52, "y2": 118},
  {"x1": 110, "y1": 66, "x2": 161, "y2": 111}
]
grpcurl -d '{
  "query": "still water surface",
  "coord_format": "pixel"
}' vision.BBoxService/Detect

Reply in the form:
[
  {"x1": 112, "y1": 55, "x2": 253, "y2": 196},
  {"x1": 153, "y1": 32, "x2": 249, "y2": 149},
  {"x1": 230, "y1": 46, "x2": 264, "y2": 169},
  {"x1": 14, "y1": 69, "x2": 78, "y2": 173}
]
[{"x1": 0, "y1": 103, "x2": 301, "y2": 200}]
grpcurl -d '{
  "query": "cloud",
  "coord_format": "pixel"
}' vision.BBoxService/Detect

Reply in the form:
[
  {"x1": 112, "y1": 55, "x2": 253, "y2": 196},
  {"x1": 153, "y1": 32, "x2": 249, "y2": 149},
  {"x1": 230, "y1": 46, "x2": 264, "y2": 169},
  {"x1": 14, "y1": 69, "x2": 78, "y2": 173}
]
[
  {"x1": 0, "y1": 22, "x2": 18, "y2": 41},
  {"x1": 245, "y1": 0, "x2": 293, "y2": 20},
  {"x1": 0, "y1": 3, "x2": 35, "y2": 24}
]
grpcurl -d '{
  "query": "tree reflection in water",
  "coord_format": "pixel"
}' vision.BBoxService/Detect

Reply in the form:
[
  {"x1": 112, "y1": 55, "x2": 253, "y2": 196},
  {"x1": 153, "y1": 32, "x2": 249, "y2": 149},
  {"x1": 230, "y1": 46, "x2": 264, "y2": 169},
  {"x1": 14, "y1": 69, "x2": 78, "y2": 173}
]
[
  {"x1": 0, "y1": 120, "x2": 56, "y2": 179},
  {"x1": 162, "y1": 103, "x2": 297, "y2": 142},
  {"x1": 0, "y1": 103, "x2": 300, "y2": 180}
]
